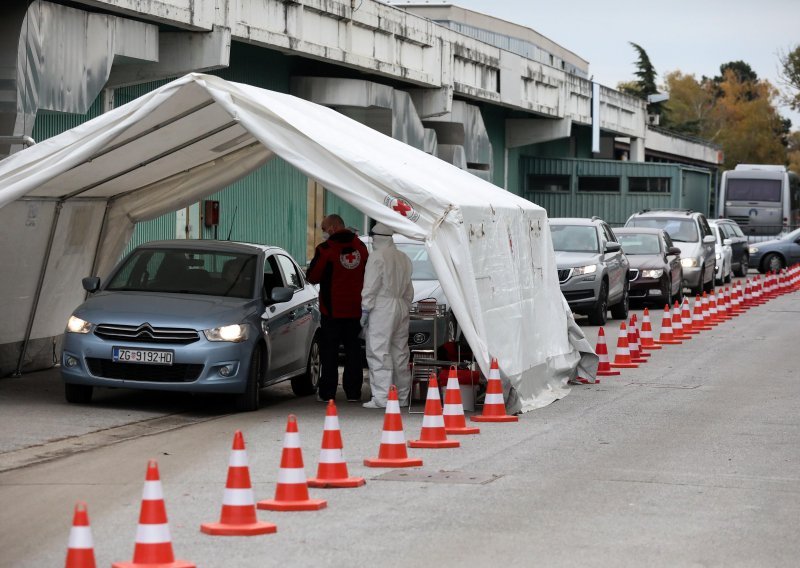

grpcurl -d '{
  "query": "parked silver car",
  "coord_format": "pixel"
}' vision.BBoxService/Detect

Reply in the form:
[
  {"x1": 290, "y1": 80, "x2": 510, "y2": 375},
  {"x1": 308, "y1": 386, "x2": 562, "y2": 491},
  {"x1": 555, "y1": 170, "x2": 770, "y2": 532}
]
[
  {"x1": 550, "y1": 217, "x2": 630, "y2": 325},
  {"x1": 625, "y1": 209, "x2": 716, "y2": 296},
  {"x1": 61, "y1": 240, "x2": 321, "y2": 412}
]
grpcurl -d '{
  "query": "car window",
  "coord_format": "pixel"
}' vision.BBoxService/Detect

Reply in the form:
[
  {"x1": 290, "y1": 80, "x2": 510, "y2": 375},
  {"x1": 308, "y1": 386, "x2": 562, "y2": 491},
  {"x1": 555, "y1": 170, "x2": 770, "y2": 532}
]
[
  {"x1": 617, "y1": 233, "x2": 661, "y2": 254},
  {"x1": 629, "y1": 217, "x2": 699, "y2": 243},
  {"x1": 662, "y1": 232, "x2": 675, "y2": 250},
  {"x1": 602, "y1": 223, "x2": 616, "y2": 243},
  {"x1": 730, "y1": 224, "x2": 745, "y2": 238},
  {"x1": 698, "y1": 215, "x2": 712, "y2": 237},
  {"x1": 264, "y1": 255, "x2": 283, "y2": 295},
  {"x1": 712, "y1": 226, "x2": 723, "y2": 244},
  {"x1": 551, "y1": 225, "x2": 600, "y2": 253},
  {"x1": 276, "y1": 254, "x2": 304, "y2": 290},
  {"x1": 721, "y1": 224, "x2": 736, "y2": 239}
]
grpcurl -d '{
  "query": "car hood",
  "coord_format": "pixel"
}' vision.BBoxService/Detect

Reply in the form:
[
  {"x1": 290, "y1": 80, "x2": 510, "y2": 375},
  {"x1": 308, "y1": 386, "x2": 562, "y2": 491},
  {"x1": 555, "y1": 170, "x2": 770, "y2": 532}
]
[
  {"x1": 74, "y1": 291, "x2": 259, "y2": 329},
  {"x1": 673, "y1": 241, "x2": 701, "y2": 258},
  {"x1": 412, "y1": 280, "x2": 446, "y2": 306},
  {"x1": 626, "y1": 255, "x2": 665, "y2": 270},
  {"x1": 553, "y1": 251, "x2": 601, "y2": 268}
]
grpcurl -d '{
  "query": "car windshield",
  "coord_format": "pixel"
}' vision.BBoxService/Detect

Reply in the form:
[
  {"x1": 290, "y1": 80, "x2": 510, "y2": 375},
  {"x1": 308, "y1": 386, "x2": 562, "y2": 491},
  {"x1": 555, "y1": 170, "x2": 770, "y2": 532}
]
[
  {"x1": 550, "y1": 225, "x2": 599, "y2": 253},
  {"x1": 629, "y1": 218, "x2": 699, "y2": 243},
  {"x1": 106, "y1": 248, "x2": 258, "y2": 298},
  {"x1": 617, "y1": 234, "x2": 661, "y2": 255},
  {"x1": 396, "y1": 243, "x2": 437, "y2": 280}
]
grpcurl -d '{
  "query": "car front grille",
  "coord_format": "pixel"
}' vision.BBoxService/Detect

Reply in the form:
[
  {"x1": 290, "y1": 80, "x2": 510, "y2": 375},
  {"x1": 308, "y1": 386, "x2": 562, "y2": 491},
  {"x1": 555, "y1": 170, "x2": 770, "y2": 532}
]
[
  {"x1": 557, "y1": 269, "x2": 572, "y2": 283},
  {"x1": 562, "y1": 290, "x2": 594, "y2": 301},
  {"x1": 86, "y1": 358, "x2": 202, "y2": 382},
  {"x1": 94, "y1": 324, "x2": 200, "y2": 345},
  {"x1": 628, "y1": 269, "x2": 639, "y2": 281}
]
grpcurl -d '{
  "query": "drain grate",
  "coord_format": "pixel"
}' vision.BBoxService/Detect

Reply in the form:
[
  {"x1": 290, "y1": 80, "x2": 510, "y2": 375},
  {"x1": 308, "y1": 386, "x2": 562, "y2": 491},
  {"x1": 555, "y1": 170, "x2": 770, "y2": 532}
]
[
  {"x1": 372, "y1": 470, "x2": 502, "y2": 485},
  {"x1": 627, "y1": 382, "x2": 701, "y2": 390}
]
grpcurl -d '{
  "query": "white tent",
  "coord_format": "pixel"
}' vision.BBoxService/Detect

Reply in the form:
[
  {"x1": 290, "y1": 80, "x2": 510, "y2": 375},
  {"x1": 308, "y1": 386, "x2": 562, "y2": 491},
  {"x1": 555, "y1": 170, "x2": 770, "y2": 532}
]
[{"x1": 0, "y1": 73, "x2": 596, "y2": 412}]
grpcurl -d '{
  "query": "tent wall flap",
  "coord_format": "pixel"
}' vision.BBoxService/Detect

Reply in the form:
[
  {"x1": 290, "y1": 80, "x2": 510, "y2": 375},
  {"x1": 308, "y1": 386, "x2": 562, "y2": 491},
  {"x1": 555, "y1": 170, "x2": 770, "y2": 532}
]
[{"x1": 0, "y1": 73, "x2": 595, "y2": 411}]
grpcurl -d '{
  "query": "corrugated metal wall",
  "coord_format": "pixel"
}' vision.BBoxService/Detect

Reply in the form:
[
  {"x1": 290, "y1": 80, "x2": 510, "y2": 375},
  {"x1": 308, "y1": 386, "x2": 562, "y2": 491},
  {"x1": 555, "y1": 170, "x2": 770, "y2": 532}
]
[{"x1": 521, "y1": 157, "x2": 710, "y2": 226}]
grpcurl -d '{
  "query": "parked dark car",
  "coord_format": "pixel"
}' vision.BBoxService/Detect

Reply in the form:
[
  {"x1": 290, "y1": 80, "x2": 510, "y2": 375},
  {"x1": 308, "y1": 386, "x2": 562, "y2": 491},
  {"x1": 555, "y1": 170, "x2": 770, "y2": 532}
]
[
  {"x1": 748, "y1": 227, "x2": 800, "y2": 272},
  {"x1": 614, "y1": 228, "x2": 683, "y2": 306},
  {"x1": 711, "y1": 218, "x2": 750, "y2": 276},
  {"x1": 61, "y1": 240, "x2": 321, "y2": 412}
]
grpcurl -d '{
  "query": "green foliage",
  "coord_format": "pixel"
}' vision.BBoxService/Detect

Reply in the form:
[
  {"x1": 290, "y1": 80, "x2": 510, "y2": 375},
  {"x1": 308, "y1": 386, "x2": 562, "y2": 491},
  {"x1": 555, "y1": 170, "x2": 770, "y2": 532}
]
[{"x1": 779, "y1": 45, "x2": 800, "y2": 111}]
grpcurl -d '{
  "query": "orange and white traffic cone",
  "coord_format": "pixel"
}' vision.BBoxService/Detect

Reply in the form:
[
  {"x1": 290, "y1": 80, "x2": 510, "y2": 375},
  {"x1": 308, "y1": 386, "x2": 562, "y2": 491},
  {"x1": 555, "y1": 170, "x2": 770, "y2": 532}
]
[
  {"x1": 408, "y1": 375, "x2": 460, "y2": 448},
  {"x1": 627, "y1": 316, "x2": 648, "y2": 363},
  {"x1": 364, "y1": 385, "x2": 424, "y2": 467},
  {"x1": 692, "y1": 295, "x2": 712, "y2": 331},
  {"x1": 655, "y1": 305, "x2": 682, "y2": 345},
  {"x1": 307, "y1": 401, "x2": 366, "y2": 488},
  {"x1": 113, "y1": 460, "x2": 195, "y2": 568},
  {"x1": 611, "y1": 322, "x2": 639, "y2": 368},
  {"x1": 681, "y1": 298, "x2": 698, "y2": 334},
  {"x1": 257, "y1": 416, "x2": 327, "y2": 511},
  {"x1": 201, "y1": 431, "x2": 277, "y2": 535},
  {"x1": 442, "y1": 366, "x2": 480, "y2": 435},
  {"x1": 471, "y1": 358, "x2": 519, "y2": 423},
  {"x1": 672, "y1": 301, "x2": 690, "y2": 340},
  {"x1": 65, "y1": 502, "x2": 96, "y2": 568},
  {"x1": 595, "y1": 327, "x2": 623, "y2": 373},
  {"x1": 639, "y1": 308, "x2": 661, "y2": 350}
]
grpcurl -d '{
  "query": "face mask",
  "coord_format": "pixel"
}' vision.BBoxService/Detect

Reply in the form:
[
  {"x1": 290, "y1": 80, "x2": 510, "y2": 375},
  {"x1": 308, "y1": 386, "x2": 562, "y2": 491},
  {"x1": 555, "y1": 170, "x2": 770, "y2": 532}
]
[{"x1": 321, "y1": 231, "x2": 330, "y2": 241}]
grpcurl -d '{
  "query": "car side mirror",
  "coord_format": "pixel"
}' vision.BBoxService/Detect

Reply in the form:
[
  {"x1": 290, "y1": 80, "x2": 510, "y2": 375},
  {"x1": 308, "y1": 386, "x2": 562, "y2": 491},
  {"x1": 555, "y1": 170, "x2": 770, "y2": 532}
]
[
  {"x1": 723, "y1": 238, "x2": 732, "y2": 246},
  {"x1": 702, "y1": 235, "x2": 716, "y2": 244},
  {"x1": 604, "y1": 242, "x2": 621, "y2": 253},
  {"x1": 82, "y1": 277, "x2": 100, "y2": 293},
  {"x1": 667, "y1": 246, "x2": 681, "y2": 256},
  {"x1": 270, "y1": 286, "x2": 294, "y2": 304}
]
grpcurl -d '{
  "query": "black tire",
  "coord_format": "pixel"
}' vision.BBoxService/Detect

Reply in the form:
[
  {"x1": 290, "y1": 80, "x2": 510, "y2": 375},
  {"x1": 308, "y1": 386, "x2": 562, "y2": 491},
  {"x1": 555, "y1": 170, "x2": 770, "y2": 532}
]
[
  {"x1": 734, "y1": 255, "x2": 749, "y2": 277},
  {"x1": 233, "y1": 344, "x2": 263, "y2": 412},
  {"x1": 291, "y1": 334, "x2": 320, "y2": 396},
  {"x1": 610, "y1": 281, "x2": 629, "y2": 320},
  {"x1": 662, "y1": 278, "x2": 674, "y2": 308},
  {"x1": 587, "y1": 280, "x2": 608, "y2": 325},
  {"x1": 762, "y1": 253, "x2": 784, "y2": 274},
  {"x1": 65, "y1": 383, "x2": 93, "y2": 404}
]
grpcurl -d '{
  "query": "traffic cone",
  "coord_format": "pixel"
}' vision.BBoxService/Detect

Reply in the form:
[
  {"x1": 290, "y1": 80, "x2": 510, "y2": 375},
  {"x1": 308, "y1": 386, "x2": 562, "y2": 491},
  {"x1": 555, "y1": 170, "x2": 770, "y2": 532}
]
[
  {"x1": 627, "y1": 316, "x2": 648, "y2": 363},
  {"x1": 112, "y1": 460, "x2": 194, "y2": 568},
  {"x1": 66, "y1": 502, "x2": 96, "y2": 568},
  {"x1": 595, "y1": 327, "x2": 623, "y2": 373},
  {"x1": 718, "y1": 288, "x2": 731, "y2": 320},
  {"x1": 655, "y1": 305, "x2": 682, "y2": 345},
  {"x1": 610, "y1": 322, "x2": 639, "y2": 368},
  {"x1": 638, "y1": 309, "x2": 661, "y2": 350},
  {"x1": 307, "y1": 401, "x2": 366, "y2": 488},
  {"x1": 672, "y1": 301, "x2": 690, "y2": 340},
  {"x1": 257, "y1": 416, "x2": 327, "y2": 511},
  {"x1": 692, "y1": 295, "x2": 712, "y2": 331},
  {"x1": 201, "y1": 431, "x2": 277, "y2": 535},
  {"x1": 681, "y1": 298, "x2": 698, "y2": 334},
  {"x1": 707, "y1": 292, "x2": 722, "y2": 324},
  {"x1": 471, "y1": 358, "x2": 519, "y2": 422},
  {"x1": 408, "y1": 375, "x2": 461, "y2": 448},
  {"x1": 364, "y1": 385, "x2": 424, "y2": 467},
  {"x1": 442, "y1": 366, "x2": 481, "y2": 435}
]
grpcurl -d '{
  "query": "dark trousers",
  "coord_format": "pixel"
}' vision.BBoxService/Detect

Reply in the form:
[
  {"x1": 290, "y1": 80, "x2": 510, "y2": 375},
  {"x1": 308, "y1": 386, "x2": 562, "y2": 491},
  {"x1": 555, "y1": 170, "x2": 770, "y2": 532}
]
[{"x1": 318, "y1": 315, "x2": 363, "y2": 400}]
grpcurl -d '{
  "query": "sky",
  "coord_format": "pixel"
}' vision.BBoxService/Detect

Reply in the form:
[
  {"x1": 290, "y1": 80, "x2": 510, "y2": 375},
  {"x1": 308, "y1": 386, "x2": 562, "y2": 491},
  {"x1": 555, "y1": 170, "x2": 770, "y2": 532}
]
[{"x1": 391, "y1": 0, "x2": 800, "y2": 129}]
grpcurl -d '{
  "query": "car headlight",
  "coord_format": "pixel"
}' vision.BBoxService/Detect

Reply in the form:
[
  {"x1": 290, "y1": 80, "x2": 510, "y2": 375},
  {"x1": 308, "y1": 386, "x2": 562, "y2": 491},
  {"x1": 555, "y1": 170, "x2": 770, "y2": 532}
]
[
  {"x1": 641, "y1": 269, "x2": 663, "y2": 279},
  {"x1": 749, "y1": 246, "x2": 759, "y2": 254},
  {"x1": 572, "y1": 264, "x2": 597, "y2": 276},
  {"x1": 204, "y1": 324, "x2": 249, "y2": 342},
  {"x1": 66, "y1": 315, "x2": 92, "y2": 334},
  {"x1": 715, "y1": 253, "x2": 722, "y2": 260},
  {"x1": 681, "y1": 258, "x2": 699, "y2": 268}
]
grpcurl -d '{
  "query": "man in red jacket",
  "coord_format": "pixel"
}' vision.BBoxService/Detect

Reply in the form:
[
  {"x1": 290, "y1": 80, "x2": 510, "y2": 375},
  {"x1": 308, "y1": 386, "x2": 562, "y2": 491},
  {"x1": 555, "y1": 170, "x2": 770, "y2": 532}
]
[{"x1": 306, "y1": 214, "x2": 369, "y2": 402}]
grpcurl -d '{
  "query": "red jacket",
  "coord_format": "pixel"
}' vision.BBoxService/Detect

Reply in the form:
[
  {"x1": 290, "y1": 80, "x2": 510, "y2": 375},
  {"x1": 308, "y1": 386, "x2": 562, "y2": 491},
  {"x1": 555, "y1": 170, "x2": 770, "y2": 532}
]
[{"x1": 306, "y1": 230, "x2": 368, "y2": 318}]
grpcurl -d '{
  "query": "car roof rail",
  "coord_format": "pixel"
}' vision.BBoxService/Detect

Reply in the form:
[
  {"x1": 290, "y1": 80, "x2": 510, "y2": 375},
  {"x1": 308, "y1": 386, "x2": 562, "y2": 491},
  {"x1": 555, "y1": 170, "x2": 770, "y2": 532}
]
[{"x1": 590, "y1": 215, "x2": 602, "y2": 222}]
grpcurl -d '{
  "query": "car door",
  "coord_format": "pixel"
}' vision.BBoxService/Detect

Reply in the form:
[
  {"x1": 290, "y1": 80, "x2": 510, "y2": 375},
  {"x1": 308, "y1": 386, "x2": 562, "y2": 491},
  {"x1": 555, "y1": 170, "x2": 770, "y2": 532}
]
[
  {"x1": 603, "y1": 223, "x2": 625, "y2": 301},
  {"x1": 260, "y1": 254, "x2": 297, "y2": 380},
  {"x1": 721, "y1": 223, "x2": 744, "y2": 267},
  {"x1": 274, "y1": 253, "x2": 316, "y2": 373},
  {"x1": 697, "y1": 215, "x2": 715, "y2": 274}
]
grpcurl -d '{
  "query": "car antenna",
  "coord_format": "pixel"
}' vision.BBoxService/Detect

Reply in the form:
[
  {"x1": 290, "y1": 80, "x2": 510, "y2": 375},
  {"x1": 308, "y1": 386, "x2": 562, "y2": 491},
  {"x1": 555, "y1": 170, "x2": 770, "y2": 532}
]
[{"x1": 226, "y1": 206, "x2": 238, "y2": 241}]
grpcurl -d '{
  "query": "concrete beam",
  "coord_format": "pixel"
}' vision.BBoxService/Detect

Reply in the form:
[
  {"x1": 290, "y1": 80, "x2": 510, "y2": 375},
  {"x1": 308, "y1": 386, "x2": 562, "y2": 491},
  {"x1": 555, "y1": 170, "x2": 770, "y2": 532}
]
[{"x1": 505, "y1": 118, "x2": 572, "y2": 148}]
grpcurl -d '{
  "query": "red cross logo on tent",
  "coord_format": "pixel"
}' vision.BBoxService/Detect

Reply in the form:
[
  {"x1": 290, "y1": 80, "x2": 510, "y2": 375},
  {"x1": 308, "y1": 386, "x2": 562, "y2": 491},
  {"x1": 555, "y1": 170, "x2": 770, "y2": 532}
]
[
  {"x1": 340, "y1": 249, "x2": 361, "y2": 270},
  {"x1": 383, "y1": 196, "x2": 420, "y2": 222}
]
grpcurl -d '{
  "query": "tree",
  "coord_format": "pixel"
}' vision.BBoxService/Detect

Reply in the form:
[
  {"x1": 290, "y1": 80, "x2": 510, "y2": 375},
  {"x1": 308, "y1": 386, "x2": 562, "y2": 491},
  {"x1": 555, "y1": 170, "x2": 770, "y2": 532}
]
[
  {"x1": 778, "y1": 45, "x2": 800, "y2": 111},
  {"x1": 660, "y1": 71, "x2": 714, "y2": 136},
  {"x1": 629, "y1": 42, "x2": 658, "y2": 98},
  {"x1": 787, "y1": 131, "x2": 800, "y2": 173}
]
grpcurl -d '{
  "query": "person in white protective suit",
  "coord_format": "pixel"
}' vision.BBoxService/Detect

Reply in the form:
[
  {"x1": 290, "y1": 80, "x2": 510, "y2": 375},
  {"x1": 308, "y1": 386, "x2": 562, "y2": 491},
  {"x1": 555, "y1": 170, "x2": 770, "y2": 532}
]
[{"x1": 360, "y1": 223, "x2": 415, "y2": 408}]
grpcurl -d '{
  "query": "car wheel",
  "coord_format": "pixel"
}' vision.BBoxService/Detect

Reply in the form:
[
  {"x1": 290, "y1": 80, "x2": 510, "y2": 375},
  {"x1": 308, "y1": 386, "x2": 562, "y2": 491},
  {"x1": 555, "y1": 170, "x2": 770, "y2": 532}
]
[
  {"x1": 233, "y1": 343, "x2": 263, "y2": 412},
  {"x1": 587, "y1": 281, "x2": 608, "y2": 325},
  {"x1": 291, "y1": 334, "x2": 320, "y2": 396},
  {"x1": 762, "y1": 253, "x2": 784, "y2": 273},
  {"x1": 610, "y1": 281, "x2": 630, "y2": 320},
  {"x1": 663, "y1": 278, "x2": 673, "y2": 307},
  {"x1": 734, "y1": 255, "x2": 749, "y2": 277},
  {"x1": 64, "y1": 383, "x2": 93, "y2": 404}
]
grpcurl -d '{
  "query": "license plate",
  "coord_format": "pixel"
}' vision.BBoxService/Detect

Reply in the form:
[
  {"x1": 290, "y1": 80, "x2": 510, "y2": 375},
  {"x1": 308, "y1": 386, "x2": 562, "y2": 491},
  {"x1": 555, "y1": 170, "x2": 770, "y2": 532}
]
[{"x1": 112, "y1": 347, "x2": 173, "y2": 365}]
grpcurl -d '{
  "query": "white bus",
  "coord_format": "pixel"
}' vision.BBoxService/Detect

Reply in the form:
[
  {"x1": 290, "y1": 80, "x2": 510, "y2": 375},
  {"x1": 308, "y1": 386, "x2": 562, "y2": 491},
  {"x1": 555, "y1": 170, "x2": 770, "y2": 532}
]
[{"x1": 718, "y1": 164, "x2": 800, "y2": 239}]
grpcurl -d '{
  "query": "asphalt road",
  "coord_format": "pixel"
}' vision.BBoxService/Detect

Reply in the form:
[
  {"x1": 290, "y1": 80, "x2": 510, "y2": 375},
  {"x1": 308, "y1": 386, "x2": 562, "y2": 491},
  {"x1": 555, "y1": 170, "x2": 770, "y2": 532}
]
[{"x1": 1, "y1": 285, "x2": 798, "y2": 567}]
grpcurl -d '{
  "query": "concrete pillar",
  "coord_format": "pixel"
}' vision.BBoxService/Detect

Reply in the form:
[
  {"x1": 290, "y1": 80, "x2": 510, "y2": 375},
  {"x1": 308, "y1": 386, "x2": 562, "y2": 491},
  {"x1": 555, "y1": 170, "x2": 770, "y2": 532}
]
[{"x1": 630, "y1": 137, "x2": 646, "y2": 162}]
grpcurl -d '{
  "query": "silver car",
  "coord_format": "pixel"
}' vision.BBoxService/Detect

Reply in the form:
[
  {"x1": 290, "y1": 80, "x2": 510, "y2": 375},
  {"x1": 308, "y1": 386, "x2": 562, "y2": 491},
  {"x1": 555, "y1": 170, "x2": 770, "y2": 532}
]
[{"x1": 61, "y1": 240, "x2": 321, "y2": 412}]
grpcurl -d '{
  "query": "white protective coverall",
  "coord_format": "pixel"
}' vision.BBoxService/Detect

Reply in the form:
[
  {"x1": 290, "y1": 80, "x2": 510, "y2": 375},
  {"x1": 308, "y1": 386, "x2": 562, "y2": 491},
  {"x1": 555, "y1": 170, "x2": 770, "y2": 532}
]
[{"x1": 361, "y1": 224, "x2": 415, "y2": 407}]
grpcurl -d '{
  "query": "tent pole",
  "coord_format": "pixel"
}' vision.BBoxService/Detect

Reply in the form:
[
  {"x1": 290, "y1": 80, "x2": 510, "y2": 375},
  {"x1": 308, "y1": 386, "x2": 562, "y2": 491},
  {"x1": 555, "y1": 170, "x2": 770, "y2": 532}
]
[
  {"x1": 14, "y1": 201, "x2": 63, "y2": 376},
  {"x1": 88, "y1": 201, "x2": 113, "y2": 281}
]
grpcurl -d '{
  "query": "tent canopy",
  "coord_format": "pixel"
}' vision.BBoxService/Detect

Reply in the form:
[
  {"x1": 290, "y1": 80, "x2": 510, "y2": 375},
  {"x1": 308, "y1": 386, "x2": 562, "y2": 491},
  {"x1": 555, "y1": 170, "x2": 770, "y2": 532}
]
[{"x1": 0, "y1": 73, "x2": 595, "y2": 412}]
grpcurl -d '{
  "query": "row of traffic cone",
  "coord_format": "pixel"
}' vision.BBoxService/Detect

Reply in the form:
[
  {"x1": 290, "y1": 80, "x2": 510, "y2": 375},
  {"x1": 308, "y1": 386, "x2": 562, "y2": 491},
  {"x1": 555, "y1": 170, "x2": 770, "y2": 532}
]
[{"x1": 66, "y1": 359, "x2": 518, "y2": 566}]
